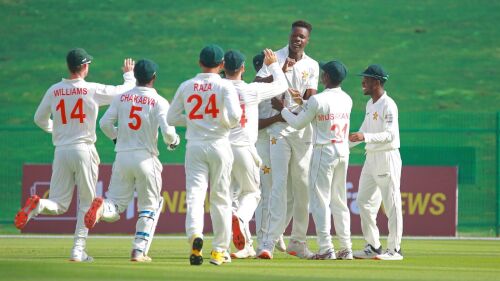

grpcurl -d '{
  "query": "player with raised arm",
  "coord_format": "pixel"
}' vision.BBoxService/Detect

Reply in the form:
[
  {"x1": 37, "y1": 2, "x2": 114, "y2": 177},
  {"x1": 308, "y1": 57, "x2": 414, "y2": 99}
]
[
  {"x1": 15, "y1": 48, "x2": 135, "y2": 262},
  {"x1": 84, "y1": 59, "x2": 179, "y2": 262},
  {"x1": 274, "y1": 60, "x2": 353, "y2": 260},
  {"x1": 167, "y1": 44, "x2": 242, "y2": 266},
  {"x1": 224, "y1": 49, "x2": 287, "y2": 259},
  {"x1": 255, "y1": 20, "x2": 319, "y2": 260},
  {"x1": 349, "y1": 64, "x2": 403, "y2": 261}
]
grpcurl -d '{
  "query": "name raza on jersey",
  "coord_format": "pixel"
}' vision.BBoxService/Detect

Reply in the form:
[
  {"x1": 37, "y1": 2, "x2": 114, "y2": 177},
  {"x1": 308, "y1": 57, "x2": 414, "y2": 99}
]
[
  {"x1": 120, "y1": 93, "x2": 157, "y2": 107},
  {"x1": 53, "y1": 88, "x2": 88, "y2": 97},
  {"x1": 193, "y1": 83, "x2": 212, "y2": 92}
]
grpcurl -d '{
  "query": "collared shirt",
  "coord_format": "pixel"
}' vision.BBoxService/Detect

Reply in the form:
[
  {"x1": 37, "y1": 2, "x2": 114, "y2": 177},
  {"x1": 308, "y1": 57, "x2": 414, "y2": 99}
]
[
  {"x1": 34, "y1": 72, "x2": 135, "y2": 146},
  {"x1": 167, "y1": 73, "x2": 241, "y2": 141},
  {"x1": 281, "y1": 87, "x2": 352, "y2": 156},
  {"x1": 100, "y1": 86, "x2": 177, "y2": 156}
]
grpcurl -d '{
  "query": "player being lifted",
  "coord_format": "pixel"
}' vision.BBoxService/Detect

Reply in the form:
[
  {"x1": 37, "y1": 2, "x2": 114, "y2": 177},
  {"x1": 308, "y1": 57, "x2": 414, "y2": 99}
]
[
  {"x1": 84, "y1": 59, "x2": 180, "y2": 262},
  {"x1": 167, "y1": 44, "x2": 242, "y2": 266},
  {"x1": 15, "y1": 48, "x2": 135, "y2": 261},
  {"x1": 255, "y1": 20, "x2": 319, "y2": 259},
  {"x1": 223, "y1": 49, "x2": 287, "y2": 258},
  {"x1": 273, "y1": 60, "x2": 354, "y2": 260}
]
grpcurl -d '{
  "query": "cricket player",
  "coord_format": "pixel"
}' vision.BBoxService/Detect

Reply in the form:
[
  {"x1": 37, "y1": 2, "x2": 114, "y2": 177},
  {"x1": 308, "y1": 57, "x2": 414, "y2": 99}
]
[
  {"x1": 224, "y1": 49, "x2": 287, "y2": 259},
  {"x1": 252, "y1": 52, "x2": 289, "y2": 254},
  {"x1": 84, "y1": 59, "x2": 180, "y2": 262},
  {"x1": 255, "y1": 20, "x2": 319, "y2": 259},
  {"x1": 274, "y1": 60, "x2": 353, "y2": 260},
  {"x1": 15, "y1": 48, "x2": 135, "y2": 262},
  {"x1": 167, "y1": 44, "x2": 242, "y2": 266},
  {"x1": 349, "y1": 64, "x2": 403, "y2": 261}
]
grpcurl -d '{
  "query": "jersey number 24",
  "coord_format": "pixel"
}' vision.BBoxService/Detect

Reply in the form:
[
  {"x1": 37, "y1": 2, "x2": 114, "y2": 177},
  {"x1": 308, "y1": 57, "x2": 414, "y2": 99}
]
[{"x1": 187, "y1": 93, "x2": 219, "y2": 120}]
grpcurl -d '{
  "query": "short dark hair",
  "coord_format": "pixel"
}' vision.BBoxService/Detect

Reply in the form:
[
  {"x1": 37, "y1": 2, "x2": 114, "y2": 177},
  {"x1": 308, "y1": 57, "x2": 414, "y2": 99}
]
[
  {"x1": 292, "y1": 20, "x2": 312, "y2": 33},
  {"x1": 68, "y1": 63, "x2": 84, "y2": 74}
]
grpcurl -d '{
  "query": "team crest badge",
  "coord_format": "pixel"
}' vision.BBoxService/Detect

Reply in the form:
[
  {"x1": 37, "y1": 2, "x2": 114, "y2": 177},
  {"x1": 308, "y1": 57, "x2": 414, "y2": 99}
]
[{"x1": 301, "y1": 71, "x2": 309, "y2": 80}]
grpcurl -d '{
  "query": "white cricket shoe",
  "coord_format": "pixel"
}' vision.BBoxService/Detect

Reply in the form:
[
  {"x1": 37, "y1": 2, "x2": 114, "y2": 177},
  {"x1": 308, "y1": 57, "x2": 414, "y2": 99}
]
[
  {"x1": 286, "y1": 239, "x2": 313, "y2": 259},
  {"x1": 257, "y1": 241, "x2": 274, "y2": 259},
  {"x1": 309, "y1": 248, "x2": 336, "y2": 260},
  {"x1": 131, "y1": 249, "x2": 152, "y2": 262},
  {"x1": 375, "y1": 249, "x2": 404, "y2": 261},
  {"x1": 336, "y1": 248, "x2": 354, "y2": 260},
  {"x1": 275, "y1": 234, "x2": 286, "y2": 252},
  {"x1": 231, "y1": 245, "x2": 257, "y2": 259},
  {"x1": 69, "y1": 247, "x2": 93, "y2": 262},
  {"x1": 353, "y1": 244, "x2": 382, "y2": 259},
  {"x1": 223, "y1": 250, "x2": 232, "y2": 263}
]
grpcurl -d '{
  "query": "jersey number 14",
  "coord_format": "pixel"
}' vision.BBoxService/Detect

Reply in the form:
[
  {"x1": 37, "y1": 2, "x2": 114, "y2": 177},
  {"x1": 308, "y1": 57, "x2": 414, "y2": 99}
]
[{"x1": 56, "y1": 98, "x2": 86, "y2": 124}]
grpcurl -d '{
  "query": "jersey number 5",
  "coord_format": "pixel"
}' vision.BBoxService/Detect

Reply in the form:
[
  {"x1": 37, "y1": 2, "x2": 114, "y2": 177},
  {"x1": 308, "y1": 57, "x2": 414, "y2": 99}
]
[
  {"x1": 187, "y1": 93, "x2": 219, "y2": 120},
  {"x1": 56, "y1": 98, "x2": 86, "y2": 124},
  {"x1": 128, "y1": 106, "x2": 142, "y2": 130}
]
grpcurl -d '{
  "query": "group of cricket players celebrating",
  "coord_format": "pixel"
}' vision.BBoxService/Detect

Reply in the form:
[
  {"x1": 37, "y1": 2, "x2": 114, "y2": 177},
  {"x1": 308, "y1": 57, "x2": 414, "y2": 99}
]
[{"x1": 15, "y1": 19, "x2": 404, "y2": 265}]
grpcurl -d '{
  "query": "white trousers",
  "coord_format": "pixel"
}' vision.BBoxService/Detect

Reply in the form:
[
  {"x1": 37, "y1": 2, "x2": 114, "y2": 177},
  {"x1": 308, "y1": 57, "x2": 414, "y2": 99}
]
[
  {"x1": 230, "y1": 145, "x2": 261, "y2": 245},
  {"x1": 309, "y1": 145, "x2": 352, "y2": 253},
  {"x1": 263, "y1": 133, "x2": 312, "y2": 244},
  {"x1": 185, "y1": 139, "x2": 234, "y2": 252},
  {"x1": 255, "y1": 138, "x2": 293, "y2": 248},
  {"x1": 36, "y1": 143, "x2": 99, "y2": 250},
  {"x1": 103, "y1": 150, "x2": 163, "y2": 252},
  {"x1": 106, "y1": 150, "x2": 163, "y2": 213},
  {"x1": 357, "y1": 149, "x2": 403, "y2": 251}
]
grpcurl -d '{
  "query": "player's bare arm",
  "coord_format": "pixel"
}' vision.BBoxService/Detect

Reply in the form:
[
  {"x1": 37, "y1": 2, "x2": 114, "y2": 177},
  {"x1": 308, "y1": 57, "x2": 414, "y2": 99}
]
[
  {"x1": 271, "y1": 96, "x2": 284, "y2": 112},
  {"x1": 303, "y1": 88, "x2": 317, "y2": 100},
  {"x1": 258, "y1": 114, "x2": 285, "y2": 130},
  {"x1": 122, "y1": 58, "x2": 135, "y2": 73},
  {"x1": 349, "y1": 132, "x2": 365, "y2": 142}
]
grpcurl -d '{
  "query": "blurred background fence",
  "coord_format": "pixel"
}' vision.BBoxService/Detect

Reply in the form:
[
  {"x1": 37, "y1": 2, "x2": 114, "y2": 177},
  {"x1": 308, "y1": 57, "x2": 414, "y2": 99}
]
[{"x1": 1, "y1": 111, "x2": 498, "y2": 236}]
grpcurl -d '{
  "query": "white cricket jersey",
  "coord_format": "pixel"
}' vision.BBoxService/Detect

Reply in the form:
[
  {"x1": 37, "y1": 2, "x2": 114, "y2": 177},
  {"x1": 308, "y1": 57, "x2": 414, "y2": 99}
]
[
  {"x1": 34, "y1": 72, "x2": 135, "y2": 146},
  {"x1": 99, "y1": 86, "x2": 178, "y2": 156},
  {"x1": 357, "y1": 92, "x2": 400, "y2": 152},
  {"x1": 228, "y1": 62, "x2": 287, "y2": 146},
  {"x1": 281, "y1": 87, "x2": 352, "y2": 156},
  {"x1": 167, "y1": 73, "x2": 241, "y2": 141},
  {"x1": 256, "y1": 45, "x2": 319, "y2": 139}
]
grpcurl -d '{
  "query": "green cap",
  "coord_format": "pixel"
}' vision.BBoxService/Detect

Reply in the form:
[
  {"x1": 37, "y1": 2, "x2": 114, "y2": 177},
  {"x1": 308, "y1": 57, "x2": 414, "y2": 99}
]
[
  {"x1": 199, "y1": 44, "x2": 224, "y2": 68},
  {"x1": 252, "y1": 52, "x2": 264, "y2": 72},
  {"x1": 134, "y1": 59, "x2": 158, "y2": 83},
  {"x1": 320, "y1": 60, "x2": 347, "y2": 83},
  {"x1": 224, "y1": 50, "x2": 245, "y2": 71},
  {"x1": 66, "y1": 48, "x2": 93, "y2": 67},
  {"x1": 358, "y1": 64, "x2": 389, "y2": 81}
]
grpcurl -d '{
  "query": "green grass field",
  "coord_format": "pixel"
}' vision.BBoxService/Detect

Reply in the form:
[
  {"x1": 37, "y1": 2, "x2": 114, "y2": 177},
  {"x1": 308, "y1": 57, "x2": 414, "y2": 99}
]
[
  {"x1": 0, "y1": 237, "x2": 499, "y2": 281},
  {"x1": 0, "y1": 1, "x2": 499, "y2": 233}
]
